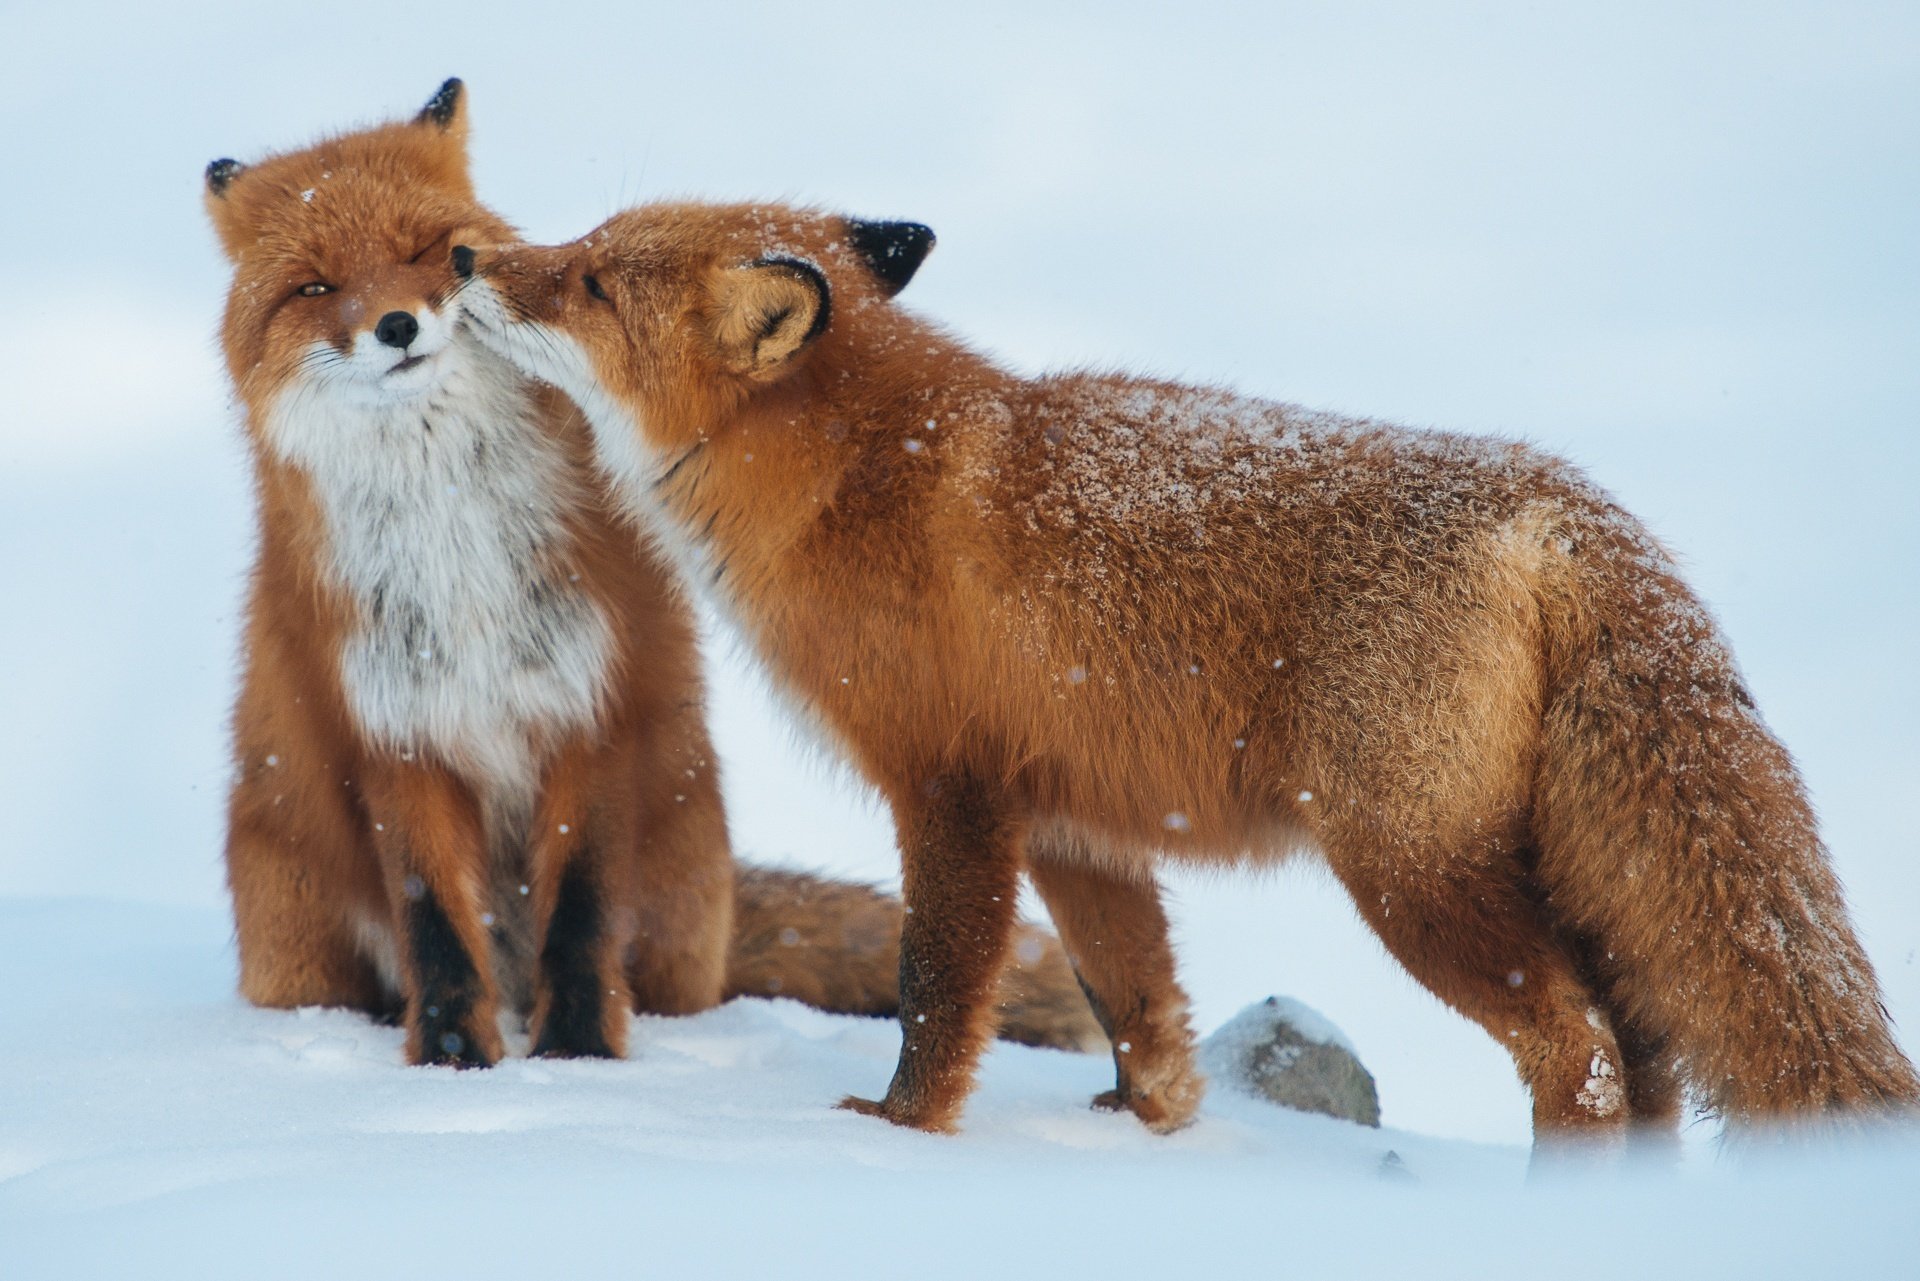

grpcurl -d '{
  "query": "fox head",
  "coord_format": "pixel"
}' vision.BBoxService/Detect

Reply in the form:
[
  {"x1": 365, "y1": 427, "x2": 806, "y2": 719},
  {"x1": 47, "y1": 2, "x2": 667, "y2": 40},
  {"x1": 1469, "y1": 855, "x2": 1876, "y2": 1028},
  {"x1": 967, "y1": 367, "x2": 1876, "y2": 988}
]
[
  {"x1": 205, "y1": 78, "x2": 511, "y2": 427},
  {"x1": 456, "y1": 203, "x2": 934, "y2": 459}
]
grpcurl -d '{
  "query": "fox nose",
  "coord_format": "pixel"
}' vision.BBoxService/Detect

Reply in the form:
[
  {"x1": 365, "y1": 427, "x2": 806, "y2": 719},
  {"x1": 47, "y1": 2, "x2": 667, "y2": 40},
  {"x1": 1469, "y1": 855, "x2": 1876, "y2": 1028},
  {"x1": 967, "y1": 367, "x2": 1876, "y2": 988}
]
[{"x1": 375, "y1": 311, "x2": 420, "y2": 349}]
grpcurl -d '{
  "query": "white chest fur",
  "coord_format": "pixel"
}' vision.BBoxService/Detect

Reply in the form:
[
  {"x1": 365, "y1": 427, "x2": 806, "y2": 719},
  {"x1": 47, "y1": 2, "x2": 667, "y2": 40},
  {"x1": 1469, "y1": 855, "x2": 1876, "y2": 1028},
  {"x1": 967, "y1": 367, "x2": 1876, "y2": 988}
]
[{"x1": 266, "y1": 346, "x2": 614, "y2": 800}]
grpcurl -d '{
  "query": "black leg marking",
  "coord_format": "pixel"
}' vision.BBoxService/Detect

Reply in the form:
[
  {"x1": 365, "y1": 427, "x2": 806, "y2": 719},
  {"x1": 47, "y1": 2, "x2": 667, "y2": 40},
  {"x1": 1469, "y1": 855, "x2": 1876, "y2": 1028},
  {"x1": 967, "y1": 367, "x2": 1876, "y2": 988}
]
[
  {"x1": 533, "y1": 860, "x2": 616, "y2": 1059},
  {"x1": 1071, "y1": 970, "x2": 1119, "y2": 1040},
  {"x1": 407, "y1": 886, "x2": 493, "y2": 1067}
]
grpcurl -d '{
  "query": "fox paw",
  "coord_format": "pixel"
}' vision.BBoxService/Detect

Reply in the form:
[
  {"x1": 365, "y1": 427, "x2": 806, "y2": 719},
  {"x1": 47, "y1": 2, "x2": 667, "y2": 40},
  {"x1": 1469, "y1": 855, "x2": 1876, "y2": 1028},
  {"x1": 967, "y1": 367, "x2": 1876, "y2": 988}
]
[
  {"x1": 1091, "y1": 1075, "x2": 1203, "y2": 1134},
  {"x1": 835, "y1": 1094, "x2": 958, "y2": 1134},
  {"x1": 530, "y1": 1010, "x2": 621, "y2": 1060},
  {"x1": 410, "y1": 1028, "x2": 500, "y2": 1070}
]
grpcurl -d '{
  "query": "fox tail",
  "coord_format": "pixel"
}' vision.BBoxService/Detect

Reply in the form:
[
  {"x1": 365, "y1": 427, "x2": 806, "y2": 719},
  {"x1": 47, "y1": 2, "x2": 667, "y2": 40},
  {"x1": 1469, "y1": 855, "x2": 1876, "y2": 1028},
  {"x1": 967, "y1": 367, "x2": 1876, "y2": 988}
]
[
  {"x1": 727, "y1": 865, "x2": 1108, "y2": 1053},
  {"x1": 1530, "y1": 501, "x2": 1917, "y2": 1132}
]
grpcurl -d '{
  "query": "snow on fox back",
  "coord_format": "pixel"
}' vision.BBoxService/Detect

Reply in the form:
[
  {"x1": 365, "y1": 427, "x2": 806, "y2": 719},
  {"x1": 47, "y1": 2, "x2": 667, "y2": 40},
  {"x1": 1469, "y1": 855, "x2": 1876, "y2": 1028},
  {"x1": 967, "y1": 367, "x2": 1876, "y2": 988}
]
[{"x1": 264, "y1": 331, "x2": 613, "y2": 801}]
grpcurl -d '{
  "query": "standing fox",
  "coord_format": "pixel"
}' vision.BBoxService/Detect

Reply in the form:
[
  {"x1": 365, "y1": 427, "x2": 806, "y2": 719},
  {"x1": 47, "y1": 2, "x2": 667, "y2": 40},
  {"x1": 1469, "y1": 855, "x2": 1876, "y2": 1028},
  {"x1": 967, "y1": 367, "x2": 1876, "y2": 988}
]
[
  {"x1": 458, "y1": 201, "x2": 1918, "y2": 1147},
  {"x1": 207, "y1": 82, "x2": 1101, "y2": 1068}
]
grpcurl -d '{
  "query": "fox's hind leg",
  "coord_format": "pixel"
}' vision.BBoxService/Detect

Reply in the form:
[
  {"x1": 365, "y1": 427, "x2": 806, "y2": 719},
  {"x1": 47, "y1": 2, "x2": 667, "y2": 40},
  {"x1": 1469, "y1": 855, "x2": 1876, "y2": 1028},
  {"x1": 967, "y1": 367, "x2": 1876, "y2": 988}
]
[
  {"x1": 1322, "y1": 818, "x2": 1631, "y2": 1153},
  {"x1": 1551, "y1": 921, "x2": 1684, "y2": 1148},
  {"x1": 1027, "y1": 837, "x2": 1201, "y2": 1133},
  {"x1": 1609, "y1": 998, "x2": 1683, "y2": 1143},
  {"x1": 618, "y1": 705, "x2": 732, "y2": 1018},
  {"x1": 226, "y1": 666, "x2": 394, "y2": 1018},
  {"x1": 227, "y1": 771, "x2": 393, "y2": 1018}
]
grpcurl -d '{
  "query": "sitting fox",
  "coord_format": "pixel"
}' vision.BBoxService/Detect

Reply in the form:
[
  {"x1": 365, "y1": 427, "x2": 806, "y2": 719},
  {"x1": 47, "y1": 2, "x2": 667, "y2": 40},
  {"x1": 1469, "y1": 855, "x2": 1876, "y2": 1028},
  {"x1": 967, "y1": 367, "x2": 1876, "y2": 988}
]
[
  {"x1": 456, "y1": 200, "x2": 1918, "y2": 1148},
  {"x1": 205, "y1": 82, "x2": 1101, "y2": 1068}
]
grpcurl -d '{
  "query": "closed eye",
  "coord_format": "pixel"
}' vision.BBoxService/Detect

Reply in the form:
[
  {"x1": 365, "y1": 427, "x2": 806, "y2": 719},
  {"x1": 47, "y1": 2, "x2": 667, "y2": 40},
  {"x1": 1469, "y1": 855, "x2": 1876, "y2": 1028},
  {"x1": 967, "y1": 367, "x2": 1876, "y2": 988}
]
[{"x1": 584, "y1": 274, "x2": 611, "y2": 303}]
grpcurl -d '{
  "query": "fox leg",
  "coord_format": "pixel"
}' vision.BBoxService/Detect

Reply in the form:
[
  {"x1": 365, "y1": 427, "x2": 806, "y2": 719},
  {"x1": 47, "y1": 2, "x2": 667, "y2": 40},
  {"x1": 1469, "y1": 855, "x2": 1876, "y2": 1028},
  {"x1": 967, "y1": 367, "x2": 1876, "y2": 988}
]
[
  {"x1": 226, "y1": 671, "x2": 393, "y2": 1017},
  {"x1": 522, "y1": 742, "x2": 630, "y2": 1059},
  {"x1": 1325, "y1": 829, "x2": 1630, "y2": 1151},
  {"x1": 227, "y1": 780, "x2": 392, "y2": 1017},
  {"x1": 620, "y1": 708, "x2": 733, "y2": 1017},
  {"x1": 523, "y1": 710, "x2": 733, "y2": 1057},
  {"x1": 1609, "y1": 999, "x2": 1683, "y2": 1143},
  {"x1": 1554, "y1": 924, "x2": 1684, "y2": 1146},
  {"x1": 361, "y1": 761, "x2": 503, "y2": 1068},
  {"x1": 1026, "y1": 842, "x2": 1201, "y2": 1132},
  {"x1": 838, "y1": 771, "x2": 1025, "y2": 1133}
]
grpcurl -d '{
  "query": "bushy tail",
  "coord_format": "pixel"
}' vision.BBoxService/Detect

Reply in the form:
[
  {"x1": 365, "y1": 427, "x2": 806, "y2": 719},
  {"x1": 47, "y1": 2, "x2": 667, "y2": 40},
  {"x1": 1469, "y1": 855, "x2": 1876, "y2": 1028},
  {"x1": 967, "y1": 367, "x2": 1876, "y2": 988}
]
[
  {"x1": 725, "y1": 866, "x2": 1108, "y2": 1053},
  {"x1": 1531, "y1": 510, "x2": 1917, "y2": 1131}
]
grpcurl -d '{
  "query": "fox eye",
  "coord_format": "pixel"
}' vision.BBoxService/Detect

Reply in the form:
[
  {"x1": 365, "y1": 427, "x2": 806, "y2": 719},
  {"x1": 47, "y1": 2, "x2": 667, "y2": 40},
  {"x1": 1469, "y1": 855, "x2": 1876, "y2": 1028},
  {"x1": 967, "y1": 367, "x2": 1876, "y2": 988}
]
[
  {"x1": 583, "y1": 274, "x2": 611, "y2": 303},
  {"x1": 298, "y1": 283, "x2": 334, "y2": 298}
]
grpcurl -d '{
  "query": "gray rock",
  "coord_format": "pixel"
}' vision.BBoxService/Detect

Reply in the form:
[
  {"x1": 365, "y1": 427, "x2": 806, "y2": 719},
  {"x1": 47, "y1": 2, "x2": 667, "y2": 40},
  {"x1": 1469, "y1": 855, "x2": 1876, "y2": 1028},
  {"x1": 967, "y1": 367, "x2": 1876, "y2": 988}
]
[{"x1": 1199, "y1": 995, "x2": 1381, "y2": 1127}]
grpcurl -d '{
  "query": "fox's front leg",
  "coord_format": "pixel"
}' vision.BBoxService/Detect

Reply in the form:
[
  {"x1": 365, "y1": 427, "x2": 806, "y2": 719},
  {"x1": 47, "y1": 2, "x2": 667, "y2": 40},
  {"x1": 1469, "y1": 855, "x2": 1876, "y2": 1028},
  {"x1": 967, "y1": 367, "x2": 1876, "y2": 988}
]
[
  {"x1": 1027, "y1": 845, "x2": 1202, "y2": 1132},
  {"x1": 838, "y1": 772, "x2": 1025, "y2": 1133},
  {"x1": 362, "y1": 760, "x2": 503, "y2": 1068},
  {"x1": 523, "y1": 740, "x2": 642, "y2": 1060}
]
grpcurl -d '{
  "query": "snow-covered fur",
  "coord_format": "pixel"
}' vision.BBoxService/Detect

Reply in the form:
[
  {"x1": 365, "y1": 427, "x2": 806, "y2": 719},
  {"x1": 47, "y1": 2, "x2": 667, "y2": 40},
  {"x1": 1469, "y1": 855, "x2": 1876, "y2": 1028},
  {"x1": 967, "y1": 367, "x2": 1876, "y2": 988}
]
[{"x1": 465, "y1": 199, "x2": 1918, "y2": 1149}]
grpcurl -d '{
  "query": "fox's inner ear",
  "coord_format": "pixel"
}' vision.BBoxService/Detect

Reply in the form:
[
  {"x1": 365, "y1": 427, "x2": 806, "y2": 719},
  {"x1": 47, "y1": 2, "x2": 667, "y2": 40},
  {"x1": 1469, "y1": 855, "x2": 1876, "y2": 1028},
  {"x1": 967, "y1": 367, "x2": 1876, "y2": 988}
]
[
  {"x1": 416, "y1": 78, "x2": 466, "y2": 133},
  {"x1": 710, "y1": 257, "x2": 832, "y2": 378},
  {"x1": 845, "y1": 219, "x2": 934, "y2": 296}
]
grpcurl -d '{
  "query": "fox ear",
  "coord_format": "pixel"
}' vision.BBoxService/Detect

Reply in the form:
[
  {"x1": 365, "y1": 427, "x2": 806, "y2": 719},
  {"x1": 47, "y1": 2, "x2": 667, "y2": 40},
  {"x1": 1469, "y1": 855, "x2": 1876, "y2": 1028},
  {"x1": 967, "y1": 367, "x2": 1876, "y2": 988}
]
[
  {"x1": 205, "y1": 158, "x2": 245, "y2": 198},
  {"x1": 412, "y1": 78, "x2": 474, "y2": 197},
  {"x1": 845, "y1": 219, "x2": 934, "y2": 296},
  {"x1": 709, "y1": 257, "x2": 831, "y2": 378},
  {"x1": 416, "y1": 78, "x2": 466, "y2": 134},
  {"x1": 203, "y1": 159, "x2": 253, "y2": 260}
]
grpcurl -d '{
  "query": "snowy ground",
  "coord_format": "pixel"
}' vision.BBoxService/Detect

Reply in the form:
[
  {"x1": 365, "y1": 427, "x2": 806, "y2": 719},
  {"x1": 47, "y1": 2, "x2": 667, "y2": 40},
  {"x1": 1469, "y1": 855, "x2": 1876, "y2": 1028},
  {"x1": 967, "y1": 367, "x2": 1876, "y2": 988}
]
[
  {"x1": 3, "y1": 1, "x2": 1918, "y2": 1274},
  {"x1": 6, "y1": 898, "x2": 1919, "y2": 1279}
]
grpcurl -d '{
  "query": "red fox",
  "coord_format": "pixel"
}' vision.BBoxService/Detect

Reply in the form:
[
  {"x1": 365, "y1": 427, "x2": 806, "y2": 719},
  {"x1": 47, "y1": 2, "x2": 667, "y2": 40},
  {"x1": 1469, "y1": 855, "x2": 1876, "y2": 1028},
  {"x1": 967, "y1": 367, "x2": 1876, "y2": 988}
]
[
  {"x1": 206, "y1": 82, "x2": 1102, "y2": 1069},
  {"x1": 456, "y1": 201, "x2": 1919, "y2": 1147}
]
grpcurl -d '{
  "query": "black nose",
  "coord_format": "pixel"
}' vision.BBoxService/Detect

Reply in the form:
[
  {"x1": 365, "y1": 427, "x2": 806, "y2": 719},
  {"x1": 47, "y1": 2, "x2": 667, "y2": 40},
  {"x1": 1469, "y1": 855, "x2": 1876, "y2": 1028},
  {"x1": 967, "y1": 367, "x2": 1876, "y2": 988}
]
[{"x1": 375, "y1": 311, "x2": 420, "y2": 349}]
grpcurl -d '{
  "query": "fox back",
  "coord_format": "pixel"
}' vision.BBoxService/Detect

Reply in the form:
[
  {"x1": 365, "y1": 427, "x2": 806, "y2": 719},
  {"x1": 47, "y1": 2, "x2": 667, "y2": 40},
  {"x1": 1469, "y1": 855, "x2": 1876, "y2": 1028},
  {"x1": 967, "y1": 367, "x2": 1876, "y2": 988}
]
[{"x1": 462, "y1": 201, "x2": 1917, "y2": 1145}]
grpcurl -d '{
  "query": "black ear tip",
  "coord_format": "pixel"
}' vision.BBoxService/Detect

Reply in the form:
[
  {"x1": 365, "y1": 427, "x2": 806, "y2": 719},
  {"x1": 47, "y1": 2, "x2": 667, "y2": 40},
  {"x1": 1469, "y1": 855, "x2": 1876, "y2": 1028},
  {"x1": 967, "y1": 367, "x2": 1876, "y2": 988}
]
[
  {"x1": 451, "y1": 245, "x2": 476, "y2": 279},
  {"x1": 418, "y1": 77, "x2": 465, "y2": 129},
  {"x1": 205, "y1": 158, "x2": 244, "y2": 196},
  {"x1": 846, "y1": 219, "x2": 936, "y2": 296}
]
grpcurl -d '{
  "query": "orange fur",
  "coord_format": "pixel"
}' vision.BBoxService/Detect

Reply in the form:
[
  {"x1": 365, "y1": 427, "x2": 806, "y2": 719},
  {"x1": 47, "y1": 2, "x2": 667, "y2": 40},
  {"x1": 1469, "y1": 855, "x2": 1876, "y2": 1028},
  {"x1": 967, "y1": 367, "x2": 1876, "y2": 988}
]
[
  {"x1": 210, "y1": 88, "x2": 1100, "y2": 1068},
  {"x1": 462, "y1": 200, "x2": 1918, "y2": 1147}
]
